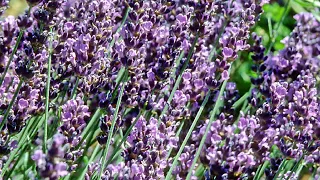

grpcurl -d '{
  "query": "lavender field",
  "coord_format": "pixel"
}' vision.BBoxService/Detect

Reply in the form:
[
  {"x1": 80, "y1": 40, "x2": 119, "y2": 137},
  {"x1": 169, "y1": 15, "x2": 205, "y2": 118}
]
[{"x1": 0, "y1": 0, "x2": 320, "y2": 179}]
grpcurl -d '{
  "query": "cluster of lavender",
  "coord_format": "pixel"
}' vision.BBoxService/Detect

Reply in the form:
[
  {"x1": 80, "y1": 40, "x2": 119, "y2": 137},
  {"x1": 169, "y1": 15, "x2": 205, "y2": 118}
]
[
  {"x1": 0, "y1": 0, "x2": 320, "y2": 179},
  {"x1": 224, "y1": 13, "x2": 318, "y2": 179},
  {"x1": 175, "y1": 86, "x2": 261, "y2": 179},
  {"x1": 32, "y1": 134, "x2": 68, "y2": 179},
  {"x1": 168, "y1": 9, "x2": 320, "y2": 180},
  {"x1": 102, "y1": 117, "x2": 178, "y2": 179},
  {"x1": 256, "y1": 13, "x2": 320, "y2": 178},
  {"x1": 187, "y1": 12, "x2": 320, "y2": 179},
  {"x1": 0, "y1": 0, "x2": 9, "y2": 17}
]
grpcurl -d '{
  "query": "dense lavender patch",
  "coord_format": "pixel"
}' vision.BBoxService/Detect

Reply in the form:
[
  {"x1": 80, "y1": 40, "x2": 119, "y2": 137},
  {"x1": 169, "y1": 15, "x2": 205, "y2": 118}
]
[{"x1": 0, "y1": 0, "x2": 319, "y2": 179}]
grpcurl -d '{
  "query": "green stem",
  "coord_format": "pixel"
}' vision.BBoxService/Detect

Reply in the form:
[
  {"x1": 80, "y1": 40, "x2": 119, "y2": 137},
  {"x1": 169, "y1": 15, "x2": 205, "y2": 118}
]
[
  {"x1": 194, "y1": 164, "x2": 205, "y2": 177},
  {"x1": 267, "y1": 16, "x2": 273, "y2": 38},
  {"x1": 78, "y1": 145, "x2": 100, "y2": 180},
  {"x1": 43, "y1": 27, "x2": 54, "y2": 153},
  {"x1": 166, "y1": 120, "x2": 185, "y2": 159},
  {"x1": 286, "y1": 140, "x2": 314, "y2": 180},
  {"x1": 159, "y1": 33, "x2": 199, "y2": 123},
  {"x1": 165, "y1": 90, "x2": 211, "y2": 180},
  {"x1": 3, "y1": 115, "x2": 45, "y2": 177},
  {"x1": 171, "y1": 51, "x2": 185, "y2": 80},
  {"x1": 286, "y1": 155, "x2": 304, "y2": 180},
  {"x1": 105, "y1": 108, "x2": 145, "y2": 166},
  {"x1": 76, "y1": 108, "x2": 102, "y2": 150},
  {"x1": 0, "y1": 29, "x2": 24, "y2": 86},
  {"x1": 266, "y1": 0, "x2": 292, "y2": 54},
  {"x1": 253, "y1": 161, "x2": 269, "y2": 180},
  {"x1": 111, "y1": 67, "x2": 126, "y2": 101},
  {"x1": 311, "y1": 165, "x2": 317, "y2": 178},
  {"x1": 4, "y1": 77, "x2": 14, "y2": 93},
  {"x1": 107, "y1": 7, "x2": 130, "y2": 57},
  {"x1": 5, "y1": 143, "x2": 29, "y2": 178},
  {"x1": 294, "y1": 164, "x2": 304, "y2": 178},
  {"x1": 273, "y1": 159, "x2": 287, "y2": 179},
  {"x1": 98, "y1": 71, "x2": 127, "y2": 179},
  {"x1": 186, "y1": 67, "x2": 232, "y2": 179},
  {"x1": 0, "y1": 78, "x2": 23, "y2": 131},
  {"x1": 71, "y1": 77, "x2": 79, "y2": 99},
  {"x1": 232, "y1": 92, "x2": 250, "y2": 109},
  {"x1": 1, "y1": 116, "x2": 38, "y2": 176}
]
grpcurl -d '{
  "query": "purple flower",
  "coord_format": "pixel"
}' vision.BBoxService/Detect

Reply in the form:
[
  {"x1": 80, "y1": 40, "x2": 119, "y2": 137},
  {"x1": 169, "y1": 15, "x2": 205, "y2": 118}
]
[
  {"x1": 32, "y1": 150, "x2": 46, "y2": 167},
  {"x1": 17, "y1": 98, "x2": 29, "y2": 111},
  {"x1": 176, "y1": 14, "x2": 188, "y2": 24},
  {"x1": 142, "y1": 21, "x2": 153, "y2": 31},
  {"x1": 64, "y1": 22, "x2": 74, "y2": 31},
  {"x1": 221, "y1": 70, "x2": 229, "y2": 81},
  {"x1": 194, "y1": 79, "x2": 204, "y2": 89},
  {"x1": 222, "y1": 47, "x2": 233, "y2": 58}
]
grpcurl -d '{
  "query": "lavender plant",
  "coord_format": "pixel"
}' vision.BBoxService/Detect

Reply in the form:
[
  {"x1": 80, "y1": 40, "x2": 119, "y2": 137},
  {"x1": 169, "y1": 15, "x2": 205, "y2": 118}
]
[{"x1": 0, "y1": 0, "x2": 320, "y2": 179}]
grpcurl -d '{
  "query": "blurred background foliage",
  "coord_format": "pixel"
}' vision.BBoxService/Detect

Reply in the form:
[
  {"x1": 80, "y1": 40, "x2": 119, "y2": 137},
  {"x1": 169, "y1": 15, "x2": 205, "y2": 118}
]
[
  {"x1": 230, "y1": 0, "x2": 320, "y2": 95},
  {"x1": 4, "y1": 0, "x2": 27, "y2": 16}
]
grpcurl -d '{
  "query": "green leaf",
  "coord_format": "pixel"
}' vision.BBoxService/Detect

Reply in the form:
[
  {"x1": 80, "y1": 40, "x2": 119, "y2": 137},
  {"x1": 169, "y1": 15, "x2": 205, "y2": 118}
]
[
  {"x1": 263, "y1": 4, "x2": 285, "y2": 22},
  {"x1": 291, "y1": 0, "x2": 308, "y2": 13},
  {"x1": 303, "y1": 0, "x2": 320, "y2": 7}
]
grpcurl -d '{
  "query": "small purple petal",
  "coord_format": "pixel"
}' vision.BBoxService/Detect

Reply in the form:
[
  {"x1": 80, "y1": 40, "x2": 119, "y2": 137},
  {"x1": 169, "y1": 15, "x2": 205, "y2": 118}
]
[
  {"x1": 55, "y1": 163, "x2": 68, "y2": 176},
  {"x1": 18, "y1": 98, "x2": 29, "y2": 110},
  {"x1": 128, "y1": 49, "x2": 137, "y2": 58},
  {"x1": 182, "y1": 72, "x2": 192, "y2": 81},
  {"x1": 142, "y1": 21, "x2": 153, "y2": 31},
  {"x1": 64, "y1": 22, "x2": 74, "y2": 31},
  {"x1": 222, "y1": 47, "x2": 233, "y2": 58},
  {"x1": 62, "y1": 112, "x2": 72, "y2": 121},
  {"x1": 221, "y1": 70, "x2": 229, "y2": 81},
  {"x1": 211, "y1": 134, "x2": 222, "y2": 143},
  {"x1": 32, "y1": 149, "x2": 45, "y2": 164},
  {"x1": 182, "y1": 39, "x2": 189, "y2": 51},
  {"x1": 276, "y1": 86, "x2": 287, "y2": 96},
  {"x1": 194, "y1": 79, "x2": 204, "y2": 89},
  {"x1": 176, "y1": 14, "x2": 187, "y2": 24},
  {"x1": 83, "y1": 33, "x2": 91, "y2": 42},
  {"x1": 10, "y1": 140, "x2": 18, "y2": 149},
  {"x1": 237, "y1": 152, "x2": 247, "y2": 162},
  {"x1": 147, "y1": 71, "x2": 155, "y2": 81}
]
